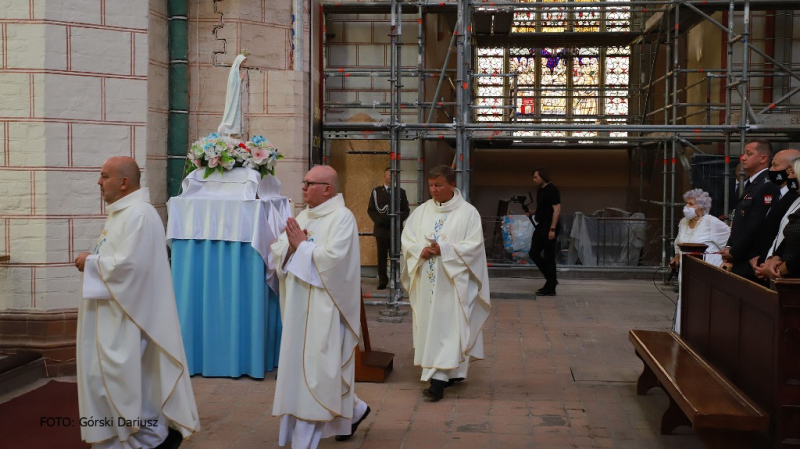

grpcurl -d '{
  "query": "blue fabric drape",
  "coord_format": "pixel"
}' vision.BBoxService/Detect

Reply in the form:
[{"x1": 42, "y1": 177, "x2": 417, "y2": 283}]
[{"x1": 171, "y1": 239, "x2": 281, "y2": 378}]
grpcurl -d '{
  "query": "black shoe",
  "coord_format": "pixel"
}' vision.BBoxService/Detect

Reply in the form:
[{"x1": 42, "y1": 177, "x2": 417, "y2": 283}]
[
  {"x1": 536, "y1": 288, "x2": 556, "y2": 296},
  {"x1": 377, "y1": 283, "x2": 387, "y2": 290},
  {"x1": 446, "y1": 377, "x2": 465, "y2": 387},
  {"x1": 423, "y1": 379, "x2": 447, "y2": 401},
  {"x1": 155, "y1": 428, "x2": 183, "y2": 449},
  {"x1": 335, "y1": 405, "x2": 371, "y2": 441}
]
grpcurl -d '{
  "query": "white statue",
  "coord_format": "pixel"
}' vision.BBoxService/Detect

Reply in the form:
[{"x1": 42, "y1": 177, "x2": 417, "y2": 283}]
[{"x1": 217, "y1": 54, "x2": 247, "y2": 136}]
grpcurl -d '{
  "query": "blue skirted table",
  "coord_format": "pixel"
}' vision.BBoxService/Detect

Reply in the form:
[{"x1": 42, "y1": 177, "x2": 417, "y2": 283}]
[{"x1": 167, "y1": 196, "x2": 291, "y2": 378}]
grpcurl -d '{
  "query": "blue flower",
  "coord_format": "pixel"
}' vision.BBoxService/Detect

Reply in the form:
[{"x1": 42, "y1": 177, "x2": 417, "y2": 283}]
[
  {"x1": 208, "y1": 132, "x2": 220, "y2": 139},
  {"x1": 251, "y1": 135, "x2": 265, "y2": 145}
]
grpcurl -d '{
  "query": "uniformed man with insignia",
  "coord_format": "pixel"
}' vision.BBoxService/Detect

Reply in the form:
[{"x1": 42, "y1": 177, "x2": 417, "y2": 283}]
[
  {"x1": 721, "y1": 139, "x2": 781, "y2": 281},
  {"x1": 367, "y1": 167, "x2": 410, "y2": 290}
]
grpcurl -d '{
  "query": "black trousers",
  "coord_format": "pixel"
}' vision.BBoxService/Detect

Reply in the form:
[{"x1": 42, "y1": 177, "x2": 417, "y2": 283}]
[
  {"x1": 529, "y1": 229, "x2": 558, "y2": 289},
  {"x1": 376, "y1": 237, "x2": 390, "y2": 285}
]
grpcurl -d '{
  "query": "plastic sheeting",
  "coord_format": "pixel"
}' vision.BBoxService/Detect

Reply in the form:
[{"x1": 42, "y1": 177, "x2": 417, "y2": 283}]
[
  {"x1": 501, "y1": 215, "x2": 535, "y2": 263},
  {"x1": 567, "y1": 212, "x2": 647, "y2": 266}
]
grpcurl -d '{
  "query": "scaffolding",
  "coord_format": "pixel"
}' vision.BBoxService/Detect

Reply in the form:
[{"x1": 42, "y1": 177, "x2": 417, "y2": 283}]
[{"x1": 319, "y1": 0, "x2": 800, "y2": 311}]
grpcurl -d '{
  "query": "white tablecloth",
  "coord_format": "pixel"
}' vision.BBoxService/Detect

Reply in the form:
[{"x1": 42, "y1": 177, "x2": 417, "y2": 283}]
[{"x1": 166, "y1": 196, "x2": 292, "y2": 292}]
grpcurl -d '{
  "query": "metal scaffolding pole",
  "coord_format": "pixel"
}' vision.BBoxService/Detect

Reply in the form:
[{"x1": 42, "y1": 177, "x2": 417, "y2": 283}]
[
  {"x1": 455, "y1": 0, "x2": 472, "y2": 198},
  {"x1": 382, "y1": 0, "x2": 403, "y2": 320},
  {"x1": 319, "y1": 0, "x2": 800, "y2": 275}
]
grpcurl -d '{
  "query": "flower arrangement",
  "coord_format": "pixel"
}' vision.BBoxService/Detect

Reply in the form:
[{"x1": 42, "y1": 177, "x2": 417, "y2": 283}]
[{"x1": 185, "y1": 133, "x2": 283, "y2": 179}]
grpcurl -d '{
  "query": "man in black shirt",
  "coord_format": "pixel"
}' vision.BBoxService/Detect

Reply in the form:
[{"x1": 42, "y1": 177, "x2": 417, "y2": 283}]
[
  {"x1": 528, "y1": 168, "x2": 561, "y2": 296},
  {"x1": 367, "y1": 167, "x2": 410, "y2": 289}
]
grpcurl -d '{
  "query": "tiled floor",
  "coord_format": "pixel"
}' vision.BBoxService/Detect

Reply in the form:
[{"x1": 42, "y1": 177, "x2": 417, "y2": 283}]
[{"x1": 180, "y1": 276, "x2": 703, "y2": 449}]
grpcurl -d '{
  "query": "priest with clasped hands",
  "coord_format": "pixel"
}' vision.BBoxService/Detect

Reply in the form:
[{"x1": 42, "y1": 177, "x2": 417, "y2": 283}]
[
  {"x1": 401, "y1": 165, "x2": 491, "y2": 402},
  {"x1": 74, "y1": 156, "x2": 199, "y2": 449},
  {"x1": 271, "y1": 165, "x2": 370, "y2": 448}
]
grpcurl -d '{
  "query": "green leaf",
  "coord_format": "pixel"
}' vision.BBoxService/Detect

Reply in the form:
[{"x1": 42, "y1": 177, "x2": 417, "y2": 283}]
[{"x1": 203, "y1": 166, "x2": 214, "y2": 179}]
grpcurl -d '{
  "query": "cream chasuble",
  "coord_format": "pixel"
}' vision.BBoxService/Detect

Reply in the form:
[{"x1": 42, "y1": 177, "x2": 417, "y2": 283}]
[
  {"x1": 271, "y1": 194, "x2": 362, "y2": 437},
  {"x1": 401, "y1": 189, "x2": 491, "y2": 381},
  {"x1": 77, "y1": 188, "x2": 199, "y2": 446}
]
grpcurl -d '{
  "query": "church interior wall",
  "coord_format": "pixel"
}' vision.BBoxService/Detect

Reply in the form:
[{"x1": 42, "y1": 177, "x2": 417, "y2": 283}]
[
  {"x1": 0, "y1": 0, "x2": 150, "y2": 374},
  {"x1": 325, "y1": 12, "x2": 423, "y2": 263},
  {"x1": 146, "y1": 0, "x2": 169, "y2": 221},
  {"x1": 0, "y1": 0, "x2": 149, "y2": 314},
  {"x1": 187, "y1": 0, "x2": 310, "y2": 216}
]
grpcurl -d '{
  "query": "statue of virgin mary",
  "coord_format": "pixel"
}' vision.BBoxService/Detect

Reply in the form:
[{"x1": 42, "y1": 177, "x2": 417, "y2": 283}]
[{"x1": 217, "y1": 54, "x2": 248, "y2": 136}]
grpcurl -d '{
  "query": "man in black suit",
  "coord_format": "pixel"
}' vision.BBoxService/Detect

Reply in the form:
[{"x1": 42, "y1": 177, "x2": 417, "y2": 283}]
[
  {"x1": 750, "y1": 149, "x2": 800, "y2": 281},
  {"x1": 721, "y1": 140, "x2": 781, "y2": 281},
  {"x1": 367, "y1": 167, "x2": 410, "y2": 290}
]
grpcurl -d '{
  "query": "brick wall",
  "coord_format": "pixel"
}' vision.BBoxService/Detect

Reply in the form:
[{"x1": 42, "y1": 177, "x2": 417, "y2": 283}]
[
  {"x1": 0, "y1": 0, "x2": 150, "y2": 311},
  {"x1": 326, "y1": 12, "x2": 422, "y2": 207}
]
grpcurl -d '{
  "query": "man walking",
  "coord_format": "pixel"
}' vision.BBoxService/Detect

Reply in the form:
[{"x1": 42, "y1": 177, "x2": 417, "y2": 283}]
[{"x1": 529, "y1": 168, "x2": 561, "y2": 296}]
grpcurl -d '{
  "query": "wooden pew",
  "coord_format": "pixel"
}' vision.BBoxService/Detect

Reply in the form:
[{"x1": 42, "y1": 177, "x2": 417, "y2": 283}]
[
  {"x1": 630, "y1": 329, "x2": 769, "y2": 448},
  {"x1": 680, "y1": 255, "x2": 800, "y2": 448},
  {"x1": 631, "y1": 255, "x2": 800, "y2": 448}
]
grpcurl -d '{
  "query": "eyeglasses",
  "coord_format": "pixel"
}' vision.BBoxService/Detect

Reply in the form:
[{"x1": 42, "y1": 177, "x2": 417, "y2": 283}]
[{"x1": 302, "y1": 181, "x2": 330, "y2": 187}]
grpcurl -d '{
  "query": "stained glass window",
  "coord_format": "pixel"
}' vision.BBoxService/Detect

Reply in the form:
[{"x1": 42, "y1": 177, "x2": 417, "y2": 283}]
[
  {"x1": 573, "y1": 48, "x2": 599, "y2": 115},
  {"x1": 474, "y1": 41, "x2": 630, "y2": 142},
  {"x1": 510, "y1": 0, "x2": 628, "y2": 33},
  {"x1": 510, "y1": 48, "x2": 537, "y2": 116},
  {"x1": 511, "y1": 0, "x2": 537, "y2": 34},
  {"x1": 540, "y1": 0, "x2": 567, "y2": 32},
  {"x1": 541, "y1": 119, "x2": 566, "y2": 141},
  {"x1": 573, "y1": 119, "x2": 597, "y2": 143},
  {"x1": 540, "y1": 48, "x2": 568, "y2": 115},
  {"x1": 476, "y1": 48, "x2": 505, "y2": 122},
  {"x1": 605, "y1": 47, "x2": 630, "y2": 116},
  {"x1": 574, "y1": 0, "x2": 600, "y2": 32},
  {"x1": 607, "y1": 0, "x2": 631, "y2": 32}
]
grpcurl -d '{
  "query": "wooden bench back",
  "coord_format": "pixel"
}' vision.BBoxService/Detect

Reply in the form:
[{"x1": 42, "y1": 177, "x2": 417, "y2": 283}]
[{"x1": 681, "y1": 255, "x2": 800, "y2": 447}]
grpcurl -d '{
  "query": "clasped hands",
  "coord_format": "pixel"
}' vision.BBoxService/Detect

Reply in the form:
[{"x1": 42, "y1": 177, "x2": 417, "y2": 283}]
[
  {"x1": 754, "y1": 256, "x2": 784, "y2": 280},
  {"x1": 420, "y1": 242, "x2": 441, "y2": 260},
  {"x1": 285, "y1": 217, "x2": 308, "y2": 252}
]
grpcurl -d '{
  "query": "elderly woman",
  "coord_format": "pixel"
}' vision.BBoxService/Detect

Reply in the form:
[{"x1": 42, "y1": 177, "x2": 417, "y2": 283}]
[
  {"x1": 671, "y1": 189, "x2": 731, "y2": 269},
  {"x1": 671, "y1": 189, "x2": 731, "y2": 333}
]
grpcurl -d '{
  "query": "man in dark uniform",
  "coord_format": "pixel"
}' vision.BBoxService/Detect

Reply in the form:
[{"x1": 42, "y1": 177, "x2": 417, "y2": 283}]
[
  {"x1": 721, "y1": 139, "x2": 781, "y2": 281},
  {"x1": 749, "y1": 149, "x2": 800, "y2": 282},
  {"x1": 367, "y1": 167, "x2": 410, "y2": 290},
  {"x1": 528, "y1": 167, "x2": 561, "y2": 296}
]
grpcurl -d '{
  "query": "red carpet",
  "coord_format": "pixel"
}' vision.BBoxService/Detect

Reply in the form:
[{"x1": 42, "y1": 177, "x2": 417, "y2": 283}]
[{"x1": 0, "y1": 381, "x2": 89, "y2": 449}]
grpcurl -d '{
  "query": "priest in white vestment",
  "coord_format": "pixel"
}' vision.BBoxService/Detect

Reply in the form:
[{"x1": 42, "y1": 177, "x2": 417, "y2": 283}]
[
  {"x1": 271, "y1": 166, "x2": 370, "y2": 448},
  {"x1": 401, "y1": 165, "x2": 491, "y2": 401},
  {"x1": 74, "y1": 157, "x2": 199, "y2": 449}
]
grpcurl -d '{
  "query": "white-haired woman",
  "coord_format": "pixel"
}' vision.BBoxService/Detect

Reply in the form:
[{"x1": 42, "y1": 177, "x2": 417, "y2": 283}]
[
  {"x1": 671, "y1": 188, "x2": 731, "y2": 269},
  {"x1": 671, "y1": 188, "x2": 731, "y2": 333}
]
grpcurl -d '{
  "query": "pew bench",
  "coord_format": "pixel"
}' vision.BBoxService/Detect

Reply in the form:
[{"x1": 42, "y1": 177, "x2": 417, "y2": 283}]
[{"x1": 629, "y1": 329, "x2": 770, "y2": 448}]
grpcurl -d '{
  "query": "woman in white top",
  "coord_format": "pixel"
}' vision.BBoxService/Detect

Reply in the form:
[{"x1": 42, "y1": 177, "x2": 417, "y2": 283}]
[
  {"x1": 671, "y1": 189, "x2": 731, "y2": 333},
  {"x1": 671, "y1": 188, "x2": 731, "y2": 268}
]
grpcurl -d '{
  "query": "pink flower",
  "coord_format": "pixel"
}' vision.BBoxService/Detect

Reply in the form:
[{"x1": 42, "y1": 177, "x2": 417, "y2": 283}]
[
  {"x1": 208, "y1": 156, "x2": 220, "y2": 168},
  {"x1": 252, "y1": 148, "x2": 268, "y2": 164},
  {"x1": 192, "y1": 158, "x2": 203, "y2": 169}
]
